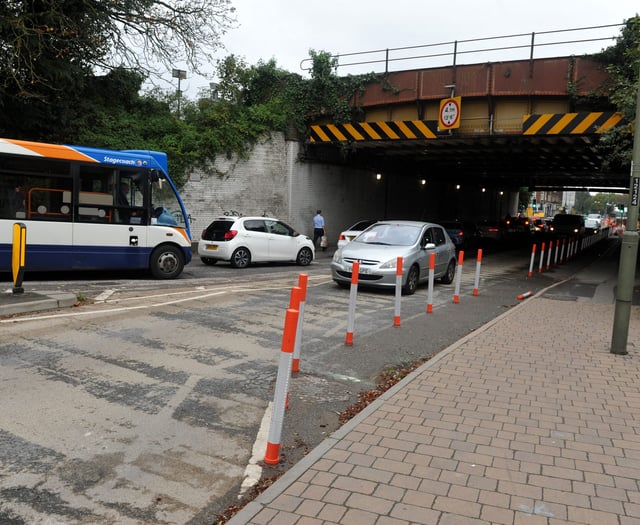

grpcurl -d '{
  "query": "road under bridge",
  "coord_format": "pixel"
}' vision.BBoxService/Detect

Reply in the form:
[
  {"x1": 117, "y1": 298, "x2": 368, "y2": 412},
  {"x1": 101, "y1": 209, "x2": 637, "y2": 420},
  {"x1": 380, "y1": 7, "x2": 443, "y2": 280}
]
[{"x1": 304, "y1": 56, "x2": 630, "y2": 204}]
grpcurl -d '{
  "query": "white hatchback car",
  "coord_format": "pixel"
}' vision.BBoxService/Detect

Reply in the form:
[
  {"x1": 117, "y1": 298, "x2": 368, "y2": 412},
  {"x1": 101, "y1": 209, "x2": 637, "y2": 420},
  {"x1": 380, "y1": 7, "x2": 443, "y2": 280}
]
[
  {"x1": 198, "y1": 216, "x2": 315, "y2": 268},
  {"x1": 337, "y1": 219, "x2": 378, "y2": 248}
]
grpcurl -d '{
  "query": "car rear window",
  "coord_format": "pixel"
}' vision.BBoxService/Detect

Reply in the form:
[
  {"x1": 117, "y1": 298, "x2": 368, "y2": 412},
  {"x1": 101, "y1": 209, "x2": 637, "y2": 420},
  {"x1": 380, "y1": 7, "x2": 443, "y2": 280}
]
[{"x1": 202, "y1": 220, "x2": 233, "y2": 241}]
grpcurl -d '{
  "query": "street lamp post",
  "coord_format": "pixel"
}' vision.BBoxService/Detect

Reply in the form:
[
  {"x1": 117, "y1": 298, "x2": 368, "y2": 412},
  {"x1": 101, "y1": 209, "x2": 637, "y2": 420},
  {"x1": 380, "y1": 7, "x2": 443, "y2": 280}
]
[
  {"x1": 172, "y1": 68, "x2": 187, "y2": 116},
  {"x1": 209, "y1": 82, "x2": 219, "y2": 100}
]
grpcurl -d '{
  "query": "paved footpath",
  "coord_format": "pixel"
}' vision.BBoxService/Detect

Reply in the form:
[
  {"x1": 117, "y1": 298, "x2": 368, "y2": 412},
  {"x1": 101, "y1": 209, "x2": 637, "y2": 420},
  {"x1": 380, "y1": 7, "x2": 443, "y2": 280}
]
[{"x1": 230, "y1": 289, "x2": 640, "y2": 524}]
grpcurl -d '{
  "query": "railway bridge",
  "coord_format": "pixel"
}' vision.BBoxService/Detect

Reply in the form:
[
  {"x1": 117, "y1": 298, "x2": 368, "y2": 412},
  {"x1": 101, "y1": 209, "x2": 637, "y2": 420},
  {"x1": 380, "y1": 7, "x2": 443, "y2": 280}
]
[{"x1": 303, "y1": 44, "x2": 629, "y2": 219}]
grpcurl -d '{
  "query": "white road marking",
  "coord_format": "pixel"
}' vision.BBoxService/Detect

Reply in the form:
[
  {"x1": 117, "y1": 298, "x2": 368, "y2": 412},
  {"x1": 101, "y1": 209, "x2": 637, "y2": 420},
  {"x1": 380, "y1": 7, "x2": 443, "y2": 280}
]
[
  {"x1": 93, "y1": 289, "x2": 115, "y2": 302},
  {"x1": 238, "y1": 401, "x2": 272, "y2": 497}
]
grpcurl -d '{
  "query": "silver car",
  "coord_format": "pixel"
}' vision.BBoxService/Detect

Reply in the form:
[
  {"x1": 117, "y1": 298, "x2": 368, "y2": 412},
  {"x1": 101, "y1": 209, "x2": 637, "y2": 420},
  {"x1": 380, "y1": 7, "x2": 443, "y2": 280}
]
[{"x1": 331, "y1": 220, "x2": 457, "y2": 295}]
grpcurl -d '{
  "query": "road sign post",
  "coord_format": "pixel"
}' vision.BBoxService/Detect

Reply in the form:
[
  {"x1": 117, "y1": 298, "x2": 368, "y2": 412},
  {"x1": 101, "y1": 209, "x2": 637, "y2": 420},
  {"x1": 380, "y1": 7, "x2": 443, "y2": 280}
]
[{"x1": 611, "y1": 65, "x2": 640, "y2": 355}]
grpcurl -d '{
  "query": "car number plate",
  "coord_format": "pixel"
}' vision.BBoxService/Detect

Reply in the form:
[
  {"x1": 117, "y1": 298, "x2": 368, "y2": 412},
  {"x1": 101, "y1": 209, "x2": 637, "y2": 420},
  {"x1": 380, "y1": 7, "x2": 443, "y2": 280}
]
[
  {"x1": 206, "y1": 245, "x2": 218, "y2": 251},
  {"x1": 346, "y1": 263, "x2": 369, "y2": 274}
]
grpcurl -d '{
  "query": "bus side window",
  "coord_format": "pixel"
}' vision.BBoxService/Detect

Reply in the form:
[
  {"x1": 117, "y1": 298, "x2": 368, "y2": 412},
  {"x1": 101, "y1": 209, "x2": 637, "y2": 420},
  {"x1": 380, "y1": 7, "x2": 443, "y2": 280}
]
[
  {"x1": 27, "y1": 181, "x2": 73, "y2": 221},
  {"x1": 76, "y1": 191, "x2": 113, "y2": 223}
]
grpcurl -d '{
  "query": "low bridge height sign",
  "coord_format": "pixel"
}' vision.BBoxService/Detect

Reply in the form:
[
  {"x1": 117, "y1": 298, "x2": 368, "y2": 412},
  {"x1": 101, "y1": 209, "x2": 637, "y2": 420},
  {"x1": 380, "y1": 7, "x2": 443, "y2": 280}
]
[{"x1": 438, "y1": 96, "x2": 461, "y2": 130}]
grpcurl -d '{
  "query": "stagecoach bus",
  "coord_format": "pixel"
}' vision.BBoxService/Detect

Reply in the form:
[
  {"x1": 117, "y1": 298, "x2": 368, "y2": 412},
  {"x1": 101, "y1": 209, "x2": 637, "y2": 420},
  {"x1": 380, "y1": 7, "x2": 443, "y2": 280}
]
[{"x1": 0, "y1": 138, "x2": 192, "y2": 278}]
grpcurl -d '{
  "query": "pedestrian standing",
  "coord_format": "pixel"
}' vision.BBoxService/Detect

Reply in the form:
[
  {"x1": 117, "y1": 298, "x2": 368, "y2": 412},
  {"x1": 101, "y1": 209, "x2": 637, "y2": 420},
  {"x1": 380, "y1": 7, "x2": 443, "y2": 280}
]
[{"x1": 313, "y1": 209, "x2": 326, "y2": 250}]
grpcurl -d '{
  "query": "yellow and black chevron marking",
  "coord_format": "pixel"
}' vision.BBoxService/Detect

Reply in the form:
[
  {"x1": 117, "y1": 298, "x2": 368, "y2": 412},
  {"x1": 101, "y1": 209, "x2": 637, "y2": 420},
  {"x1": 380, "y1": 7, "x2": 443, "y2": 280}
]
[
  {"x1": 522, "y1": 112, "x2": 623, "y2": 135},
  {"x1": 309, "y1": 120, "x2": 439, "y2": 143}
]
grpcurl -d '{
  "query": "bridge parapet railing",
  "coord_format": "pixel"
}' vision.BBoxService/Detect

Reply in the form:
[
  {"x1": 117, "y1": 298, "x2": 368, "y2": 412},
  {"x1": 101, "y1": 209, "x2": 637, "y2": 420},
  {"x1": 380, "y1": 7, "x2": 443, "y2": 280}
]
[{"x1": 300, "y1": 24, "x2": 623, "y2": 75}]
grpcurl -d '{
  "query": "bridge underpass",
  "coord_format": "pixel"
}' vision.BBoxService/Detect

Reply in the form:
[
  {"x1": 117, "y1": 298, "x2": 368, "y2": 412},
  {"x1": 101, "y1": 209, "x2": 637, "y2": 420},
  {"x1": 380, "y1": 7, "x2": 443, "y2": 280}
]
[{"x1": 303, "y1": 56, "x2": 630, "y2": 220}]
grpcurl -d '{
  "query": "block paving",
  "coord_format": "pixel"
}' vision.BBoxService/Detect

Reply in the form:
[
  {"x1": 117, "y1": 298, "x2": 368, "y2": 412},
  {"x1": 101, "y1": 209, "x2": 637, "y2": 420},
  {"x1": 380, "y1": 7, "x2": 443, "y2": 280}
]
[{"x1": 230, "y1": 295, "x2": 640, "y2": 524}]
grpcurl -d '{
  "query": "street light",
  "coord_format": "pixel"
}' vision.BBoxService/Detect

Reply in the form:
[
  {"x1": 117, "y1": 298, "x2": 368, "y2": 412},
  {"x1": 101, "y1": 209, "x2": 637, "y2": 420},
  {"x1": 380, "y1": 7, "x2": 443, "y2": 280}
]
[
  {"x1": 209, "y1": 82, "x2": 219, "y2": 100},
  {"x1": 172, "y1": 68, "x2": 187, "y2": 116}
]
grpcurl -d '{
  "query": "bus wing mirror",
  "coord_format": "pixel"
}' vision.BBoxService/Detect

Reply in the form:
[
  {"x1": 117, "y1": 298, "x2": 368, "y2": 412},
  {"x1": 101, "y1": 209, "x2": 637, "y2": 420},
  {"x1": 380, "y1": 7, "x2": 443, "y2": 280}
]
[{"x1": 150, "y1": 170, "x2": 164, "y2": 188}]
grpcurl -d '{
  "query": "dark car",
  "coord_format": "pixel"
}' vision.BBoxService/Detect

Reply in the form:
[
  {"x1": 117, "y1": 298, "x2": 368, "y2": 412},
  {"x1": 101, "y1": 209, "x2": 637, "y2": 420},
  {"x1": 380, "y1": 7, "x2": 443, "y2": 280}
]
[
  {"x1": 550, "y1": 214, "x2": 586, "y2": 237},
  {"x1": 439, "y1": 220, "x2": 479, "y2": 251},
  {"x1": 531, "y1": 217, "x2": 548, "y2": 234},
  {"x1": 504, "y1": 216, "x2": 533, "y2": 237},
  {"x1": 476, "y1": 219, "x2": 506, "y2": 244}
]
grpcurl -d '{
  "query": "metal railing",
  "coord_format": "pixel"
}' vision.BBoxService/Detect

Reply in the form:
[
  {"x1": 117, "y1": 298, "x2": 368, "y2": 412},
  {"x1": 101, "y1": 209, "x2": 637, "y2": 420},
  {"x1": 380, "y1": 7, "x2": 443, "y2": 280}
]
[{"x1": 300, "y1": 23, "x2": 624, "y2": 74}]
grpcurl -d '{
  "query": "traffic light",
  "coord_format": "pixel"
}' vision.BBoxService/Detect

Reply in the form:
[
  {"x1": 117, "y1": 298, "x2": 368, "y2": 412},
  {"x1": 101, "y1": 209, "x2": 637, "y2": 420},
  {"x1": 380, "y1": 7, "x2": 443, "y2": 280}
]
[{"x1": 532, "y1": 198, "x2": 537, "y2": 211}]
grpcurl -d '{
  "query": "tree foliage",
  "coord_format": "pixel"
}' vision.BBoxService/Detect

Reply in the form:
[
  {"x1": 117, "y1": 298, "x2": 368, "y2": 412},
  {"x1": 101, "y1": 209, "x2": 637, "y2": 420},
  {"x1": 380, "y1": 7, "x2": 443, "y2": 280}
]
[
  {"x1": 0, "y1": 0, "x2": 236, "y2": 142},
  {"x1": 0, "y1": 0, "x2": 236, "y2": 97},
  {"x1": 592, "y1": 15, "x2": 640, "y2": 172}
]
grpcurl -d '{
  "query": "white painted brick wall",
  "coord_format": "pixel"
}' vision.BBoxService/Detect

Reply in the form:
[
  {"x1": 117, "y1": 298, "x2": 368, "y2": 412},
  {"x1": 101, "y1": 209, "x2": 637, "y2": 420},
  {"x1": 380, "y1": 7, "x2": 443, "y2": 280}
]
[{"x1": 181, "y1": 132, "x2": 384, "y2": 248}]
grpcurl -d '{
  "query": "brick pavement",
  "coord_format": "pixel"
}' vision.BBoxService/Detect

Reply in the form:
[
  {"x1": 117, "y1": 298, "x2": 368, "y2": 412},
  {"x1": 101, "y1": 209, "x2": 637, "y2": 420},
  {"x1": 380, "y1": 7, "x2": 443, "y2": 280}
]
[{"x1": 230, "y1": 294, "x2": 640, "y2": 525}]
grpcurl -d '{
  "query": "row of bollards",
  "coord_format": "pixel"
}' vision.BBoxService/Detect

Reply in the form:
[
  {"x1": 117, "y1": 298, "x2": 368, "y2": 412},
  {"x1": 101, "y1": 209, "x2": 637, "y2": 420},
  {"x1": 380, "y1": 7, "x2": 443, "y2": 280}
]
[
  {"x1": 265, "y1": 229, "x2": 613, "y2": 463},
  {"x1": 264, "y1": 248, "x2": 484, "y2": 464},
  {"x1": 520, "y1": 228, "x2": 612, "y2": 300},
  {"x1": 527, "y1": 228, "x2": 612, "y2": 278},
  {"x1": 346, "y1": 250, "x2": 482, "y2": 339}
]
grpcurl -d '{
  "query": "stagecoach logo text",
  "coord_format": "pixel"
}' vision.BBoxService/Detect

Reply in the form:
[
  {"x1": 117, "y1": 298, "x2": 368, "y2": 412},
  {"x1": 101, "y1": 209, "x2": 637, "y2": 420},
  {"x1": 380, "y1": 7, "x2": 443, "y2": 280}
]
[{"x1": 103, "y1": 155, "x2": 138, "y2": 166}]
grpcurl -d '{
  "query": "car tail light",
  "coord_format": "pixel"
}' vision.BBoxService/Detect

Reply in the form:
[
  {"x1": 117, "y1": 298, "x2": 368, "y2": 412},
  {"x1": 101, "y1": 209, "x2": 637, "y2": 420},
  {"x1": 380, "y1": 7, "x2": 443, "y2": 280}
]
[
  {"x1": 339, "y1": 234, "x2": 346, "y2": 240},
  {"x1": 224, "y1": 230, "x2": 238, "y2": 240},
  {"x1": 488, "y1": 227, "x2": 499, "y2": 232},
  {"x1": 457, "y1": 231, "x2": 464, "y2": 237},
  {"x1": 201, "y1": 229, "x2": 206, "y2": 238}
]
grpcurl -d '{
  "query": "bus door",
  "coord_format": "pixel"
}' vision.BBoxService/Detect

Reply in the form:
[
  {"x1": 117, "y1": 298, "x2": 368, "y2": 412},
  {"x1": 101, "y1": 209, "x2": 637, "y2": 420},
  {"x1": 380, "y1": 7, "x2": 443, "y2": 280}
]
[{"x1": 71, "y1": 167, "x2": 148, "y2": 270}]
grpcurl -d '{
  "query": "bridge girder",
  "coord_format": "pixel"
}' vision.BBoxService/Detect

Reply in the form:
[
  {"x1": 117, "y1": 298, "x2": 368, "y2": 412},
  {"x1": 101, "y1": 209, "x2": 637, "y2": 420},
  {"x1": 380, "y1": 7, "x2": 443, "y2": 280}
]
[{"x1": 305, "y1": 120, "x2": 630, "y2": 192}]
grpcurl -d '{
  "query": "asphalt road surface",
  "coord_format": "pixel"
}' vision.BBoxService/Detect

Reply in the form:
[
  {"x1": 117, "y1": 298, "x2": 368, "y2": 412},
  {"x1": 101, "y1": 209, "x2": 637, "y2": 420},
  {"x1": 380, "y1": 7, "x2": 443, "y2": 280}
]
[{"x1": 0, "y1": 238, "x2": 622, "y2": 524}]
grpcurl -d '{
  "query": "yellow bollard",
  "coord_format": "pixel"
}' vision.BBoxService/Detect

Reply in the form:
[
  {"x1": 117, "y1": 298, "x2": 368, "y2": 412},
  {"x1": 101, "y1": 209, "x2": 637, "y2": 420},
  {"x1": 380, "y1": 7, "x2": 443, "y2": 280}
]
[{"x1": 12, "y1": 222, "x2": 26, "y2": 294}]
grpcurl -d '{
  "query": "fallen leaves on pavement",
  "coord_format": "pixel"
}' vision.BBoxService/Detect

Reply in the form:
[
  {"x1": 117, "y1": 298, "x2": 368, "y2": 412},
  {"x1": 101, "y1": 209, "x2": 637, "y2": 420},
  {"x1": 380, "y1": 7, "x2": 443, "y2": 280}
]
[{"x1": 211, "y1": 356, "x2": 432, "y2": 524}]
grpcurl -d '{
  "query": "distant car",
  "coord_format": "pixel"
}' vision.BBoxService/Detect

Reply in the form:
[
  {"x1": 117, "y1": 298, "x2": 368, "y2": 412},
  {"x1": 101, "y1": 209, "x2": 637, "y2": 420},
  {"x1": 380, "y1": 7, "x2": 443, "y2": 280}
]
[
  {"x1": 584, "y1": 213, "x2": 602, "y2": 232},
  {"x1": 476, "y1": 219, "x2": 506, "y2": 243},
  {"x1": 439, "y1": 220, "x2": 478, "y2": 250},
  {"x1": 198, "y1": 216, "x2": 314, "y2": 268},
  {"x1": 331, "y1": 220, "x2": 457, "y2": 295},
  {"x1": 531, "y1": 217, "x2": 548, "y2": 234},
  {"x1": 337, "y1": 219, "x2": 377, "y2": 248},
  {"x1": 550, "y1": 214, "x2": 586, "y2": 237},
  {"x1": 504, "y1": 216, "x2": 533, "y2": 237}
]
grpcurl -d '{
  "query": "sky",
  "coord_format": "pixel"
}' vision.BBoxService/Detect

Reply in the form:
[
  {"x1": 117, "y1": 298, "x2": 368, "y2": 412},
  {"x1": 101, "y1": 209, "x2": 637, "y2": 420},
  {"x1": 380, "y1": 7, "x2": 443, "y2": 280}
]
[{"x1": 173, "y1": 0, "x2": 639, "y2": 98}]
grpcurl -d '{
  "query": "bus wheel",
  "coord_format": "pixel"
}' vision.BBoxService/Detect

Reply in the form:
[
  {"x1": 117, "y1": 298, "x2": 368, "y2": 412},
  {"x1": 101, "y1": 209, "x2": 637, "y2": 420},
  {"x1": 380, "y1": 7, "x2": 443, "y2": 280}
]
[{"x1": 150, "y1": 245, "x2": 184, "y2": 279}]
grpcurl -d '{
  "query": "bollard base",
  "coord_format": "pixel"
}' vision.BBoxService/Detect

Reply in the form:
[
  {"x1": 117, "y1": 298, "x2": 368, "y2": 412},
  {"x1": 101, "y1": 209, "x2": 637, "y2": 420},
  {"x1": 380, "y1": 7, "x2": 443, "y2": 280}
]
[{"x1": 263, "y1": 442, "x2": 280, "y2": 465}]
